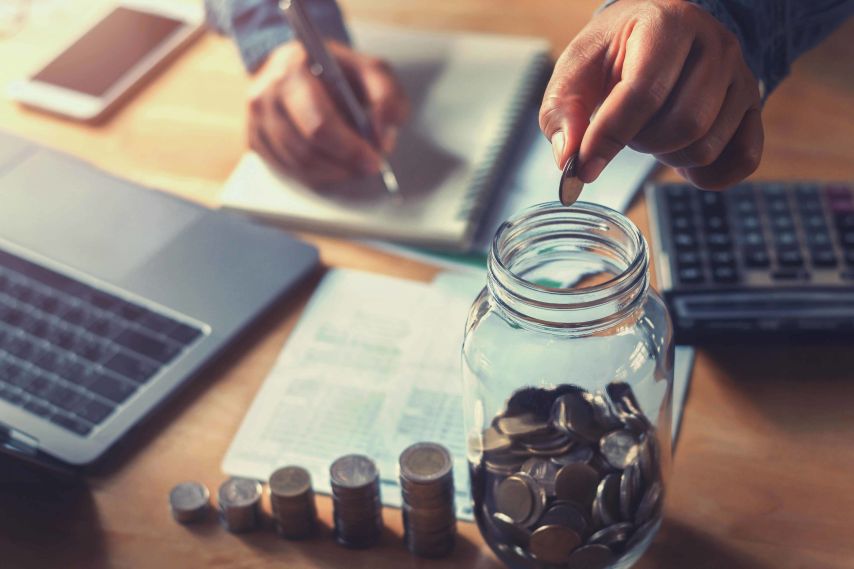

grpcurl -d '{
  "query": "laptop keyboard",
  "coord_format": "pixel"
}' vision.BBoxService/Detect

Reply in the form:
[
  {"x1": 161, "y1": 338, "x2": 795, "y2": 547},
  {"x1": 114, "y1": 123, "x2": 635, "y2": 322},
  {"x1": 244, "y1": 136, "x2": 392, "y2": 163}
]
[{"x1": 0, "y1": 249, "x2": 203, "y2": 437}]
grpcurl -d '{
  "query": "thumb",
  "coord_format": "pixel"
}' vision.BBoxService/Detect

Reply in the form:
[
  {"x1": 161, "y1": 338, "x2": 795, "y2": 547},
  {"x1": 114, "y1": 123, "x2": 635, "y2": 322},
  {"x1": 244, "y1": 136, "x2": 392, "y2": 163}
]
[{"x1": 539, "y1": 38, "x2": 609, "y2": 170}]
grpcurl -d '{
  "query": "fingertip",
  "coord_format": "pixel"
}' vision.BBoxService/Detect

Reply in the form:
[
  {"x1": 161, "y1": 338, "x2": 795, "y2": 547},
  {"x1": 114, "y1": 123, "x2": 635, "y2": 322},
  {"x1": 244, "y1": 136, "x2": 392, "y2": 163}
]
[{"x1": 551, "y1": 131, "x2": 566, "y2": 169}]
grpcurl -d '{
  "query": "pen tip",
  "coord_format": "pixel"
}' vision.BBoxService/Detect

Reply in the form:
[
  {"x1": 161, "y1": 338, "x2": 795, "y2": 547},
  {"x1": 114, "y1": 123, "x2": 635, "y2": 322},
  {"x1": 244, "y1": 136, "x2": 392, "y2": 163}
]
[{"x1": 380, "y1": 161, "x2": 400, "y2": 194}]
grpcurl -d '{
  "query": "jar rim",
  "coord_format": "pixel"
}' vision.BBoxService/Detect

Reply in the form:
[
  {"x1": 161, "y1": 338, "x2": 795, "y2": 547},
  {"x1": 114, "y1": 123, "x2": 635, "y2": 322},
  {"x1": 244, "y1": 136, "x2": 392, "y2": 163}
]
[{"x1": 487, "y1": 201, "x2": 649, "y2": 328}]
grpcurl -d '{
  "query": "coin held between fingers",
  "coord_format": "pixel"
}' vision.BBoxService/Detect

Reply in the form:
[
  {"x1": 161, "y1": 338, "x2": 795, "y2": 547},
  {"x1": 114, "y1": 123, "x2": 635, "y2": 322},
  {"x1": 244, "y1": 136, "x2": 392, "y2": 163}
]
[{"x1": 559, "y1": 153, "x2": 584, "y2": 206}]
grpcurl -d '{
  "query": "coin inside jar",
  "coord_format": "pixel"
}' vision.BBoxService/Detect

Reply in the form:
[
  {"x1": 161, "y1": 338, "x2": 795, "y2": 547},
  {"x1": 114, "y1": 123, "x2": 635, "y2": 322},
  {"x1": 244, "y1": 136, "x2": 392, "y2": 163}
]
[
  {"x1": 567, "y1": 544, "x2": 616, "y2": 569},
  {"x1": 554, "y1": 462, "x2": 600, "y2": 508},
  {"x1": 529, "y1": 524, "x2": 582, "y2": 564},
  {"x1": 495, "y1": 473, "x2": 540, "y2": 526},
  {"x1": 600, "y1": 429, "x2": 641, "y2": 470},
  {"x1": 558, "y1": 153, "x2": 584, "y2": 206}
]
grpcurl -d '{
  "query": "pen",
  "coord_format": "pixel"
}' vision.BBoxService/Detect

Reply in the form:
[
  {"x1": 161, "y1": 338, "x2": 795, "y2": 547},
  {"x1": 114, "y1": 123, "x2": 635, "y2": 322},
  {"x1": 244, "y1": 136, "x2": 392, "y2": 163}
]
[{"x1": 279, "y1": 0, "x2": 400, "y2": 194}]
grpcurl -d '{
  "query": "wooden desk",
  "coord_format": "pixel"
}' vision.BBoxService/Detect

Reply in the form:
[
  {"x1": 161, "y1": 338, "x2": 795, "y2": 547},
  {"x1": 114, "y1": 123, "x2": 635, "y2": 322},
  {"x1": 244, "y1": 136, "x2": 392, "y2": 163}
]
[{"x1": 1, "y1": 2, "x2": 853, "y2": 568}]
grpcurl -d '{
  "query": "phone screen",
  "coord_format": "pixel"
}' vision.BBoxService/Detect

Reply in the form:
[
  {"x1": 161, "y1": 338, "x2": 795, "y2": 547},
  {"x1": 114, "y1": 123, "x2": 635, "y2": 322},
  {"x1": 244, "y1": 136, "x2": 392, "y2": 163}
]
[{"x1": 32, "y1": 7, "x2": 184, "y2": 97}]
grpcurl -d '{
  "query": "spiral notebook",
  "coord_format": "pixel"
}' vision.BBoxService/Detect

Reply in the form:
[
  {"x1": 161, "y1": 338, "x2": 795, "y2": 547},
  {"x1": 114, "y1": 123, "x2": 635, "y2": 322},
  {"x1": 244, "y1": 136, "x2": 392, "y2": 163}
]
[{"x1": 219, "y1": 23, "x2": 551, "y2": 250}]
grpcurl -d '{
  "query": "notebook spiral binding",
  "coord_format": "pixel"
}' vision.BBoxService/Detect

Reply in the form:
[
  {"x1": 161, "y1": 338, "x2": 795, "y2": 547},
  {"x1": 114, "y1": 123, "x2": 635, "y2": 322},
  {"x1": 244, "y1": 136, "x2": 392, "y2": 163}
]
[{"x1": 455, "y1": 51, "x2": 553, "y2": 242}]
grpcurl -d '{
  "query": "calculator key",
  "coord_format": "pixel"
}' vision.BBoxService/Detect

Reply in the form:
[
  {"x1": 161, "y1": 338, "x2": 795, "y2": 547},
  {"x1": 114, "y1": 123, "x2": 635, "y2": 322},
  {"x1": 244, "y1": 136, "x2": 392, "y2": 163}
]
[
  {"x1": 735, "y1": 200, "x2": 758, "y2": 215},
  {"x1": 835, "y1": 213, "x2": 854, "y2": 231},
  {"x1": 842, "y1": 270, "x2": 854, "y2": 281},
  {"x1": 743, "y1": 248, "x2": 771, "y2": 269},
  {"x1": 810, "y1": 249, "x2": 837, "y2": 267},
  {"x1": 677, "y1": 267, "x2": 704, "y2": 284},
  {"x1": 774, "y1": 231, "x2": 798, "y2": 247},
  {"x1": 845, "y1": 250, "x2": 854, "y2": 266},
  {"x1": 772, "y1": 216, "x2": 794, "y2": 231},
  {"x1": 772, "y1": 269, "x2": 810, "y2": 281},
  {"x1": 776, "y1": 247, "x2": 804, "y2": 268},
  {"x1": 825, "y1": 185, "x2": 852, "y2": 199},
  {"x1": 704, "y1": 216, "x2": 728, "y2": 231},
  {"x1": 795, "y1": 184, "x2": 820, "y2": 200},
  {"x1": 711, "y1": 266, "x2": 739, "y2": 284},
  {"x1": 705, "y1": 233, "x2": 732, "y2": 249},
  {"x1": 676, "y1": 251, "x2": 702, "y2": 266},
  {"x1": 766, "y1": 198, "x2": 791, "y2": 214},
  {"x1": 742, "y1": 231, "x2": 765, "y2": 247},
  {"x1": 762, "y1": 184, "x2": 787, "y2": 198},
  {"x1": 673, "y1": 232, "x2": 698, "y2": 249},
  {"x1": 802, "y1": 214, "x2": 829, "y2": 230},
  {"x1": 839, "y1": 232, "x2": 854, "y2": 247},
  {"x1": 709, "y1": 251, "x2": 736, "y2": 266},
  {"x1": 806, "y1": 231, "x2": 832, "y2": 247},
  {"x1": 668, "y1": 200, "x2": 691, "y2": 215},
  {"x1": 829, "y1": 199, "x2": 854, "y2": 213},
  {"x1": 85, "y1": 371, "x2": 137, "y2": 404},
  {"x1": 670, "y1": 215, "x2": 692, "y2": 231},
  {"x1": 666, "y1": 185, "x2": 691, "y2": 199},
  {"x1": 738, "y1": 215, "x2": 761, "y2": 230}
]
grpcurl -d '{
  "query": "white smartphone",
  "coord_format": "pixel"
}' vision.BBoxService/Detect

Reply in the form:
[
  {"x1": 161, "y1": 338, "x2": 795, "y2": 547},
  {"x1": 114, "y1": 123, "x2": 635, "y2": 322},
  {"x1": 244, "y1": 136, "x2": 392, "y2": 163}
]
[{"x1": 7, "y1": 1, "x2": 204, "y2": 123}]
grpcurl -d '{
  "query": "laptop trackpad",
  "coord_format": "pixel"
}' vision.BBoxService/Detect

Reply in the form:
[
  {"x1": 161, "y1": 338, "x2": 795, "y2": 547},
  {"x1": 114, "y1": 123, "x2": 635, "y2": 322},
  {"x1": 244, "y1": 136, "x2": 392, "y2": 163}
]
[{"x1": 0, "y1": 150, "x2": 202, "y2": 282}]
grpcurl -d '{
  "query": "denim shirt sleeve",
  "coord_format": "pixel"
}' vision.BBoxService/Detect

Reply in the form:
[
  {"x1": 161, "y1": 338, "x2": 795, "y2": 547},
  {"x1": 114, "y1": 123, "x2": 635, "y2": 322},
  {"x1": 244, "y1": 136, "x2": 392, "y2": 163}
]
[
  {"x1": 205, "y1": 0, "x2": 350, "y2": 73},
  {"x1": 599, "y1": 0, "x2": 854, "y2": 98}
]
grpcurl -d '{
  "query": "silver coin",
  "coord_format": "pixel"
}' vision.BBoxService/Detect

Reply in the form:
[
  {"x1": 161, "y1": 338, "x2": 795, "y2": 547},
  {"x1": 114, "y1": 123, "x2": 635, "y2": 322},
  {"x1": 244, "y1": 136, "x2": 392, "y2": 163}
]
[
  {"x1": 589, "y1": 522, "x2": 635, "y2": 549},
  {"x1": 551, "y1": 444, "x2": 595, "y2": 467},
  {"x1": 540, "y1": 502, "x2": 589, "y2": 537},
  {"x1": 551, "y1": 392, "x2": 600, "y2": 441},
  {"x1": 270, "y1": 466, "x2": 312, "y2": 498},
  {"x1": 600, "y1": 429, "x2": 640, "y2": 470},
  {"x1": 619, "y1": 463, "x2": 642, "y2": 520},
  {"x1": 496, "y1": 413, "x2": 553, "y2": 440},
  {"x1": 582, "y1": 391, "x2": 621, "y2": 430},
  {"x1": 482, "y1": 426, "x2": 513, "y2": 456},
  {"x1": 218, "y1": 477, "x2": 262, "y2": 507},
  {"x1": 566, "y1": 544, "x2": 615, "y2": 569},
  {"x1": 330, "y1": 454, "x2": 379, "y2": 489},
  {"x1": 559, "y1": 153, "x2": 584, "y2": 206},
  {"x1": 169, "y1": 481, "x2": 210, "y2": 524},
  {"x1": 399, "y1": 442, "x2": 453, "y2": 484},
  {"x1": 489, "y1": 510, "x2": 531, "y2": 548},
  {"x1": 634, "y1": 481, "x2": 664, "y2": 526},
  {"x1": 495, "y1": 473, "x2": 537, "y2": 525},
  {"x1": 520, "y1": 457, "x2": 559, "y2": 492},
  {"x1": 592, "y1": 473, "x2": 621, "y2": 528},
  {"x1": 554, "y1": 462, "x2": 600, "y2": 508},
  {"x1": 529, "y1": 524, "x2": 582, "y2": 564}
]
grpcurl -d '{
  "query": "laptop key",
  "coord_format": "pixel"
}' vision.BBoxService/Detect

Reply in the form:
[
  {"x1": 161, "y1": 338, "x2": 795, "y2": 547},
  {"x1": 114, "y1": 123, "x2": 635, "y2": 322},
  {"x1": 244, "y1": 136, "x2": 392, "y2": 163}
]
[
  {"x1": 23, "y1": 397, "x2": 53, "y2": 419},
  {"x1": 85, "y1": 370, "x2": 137, "y2": 404},
  {"x1": 168, "y1": 322, "x2": 202, "y2": 345},
  {"x1": 77, "y1": 397, "x2": 115, "y2": 425},
  {"x1": 49, "y1": 413, "x2": 92, "y2": 436},
  {"x1": 114, "y1": 328, "x2": 181, "y2": 364},
  {"x1": 104, "y1": 351, "x2": 159, "y2": 384}
]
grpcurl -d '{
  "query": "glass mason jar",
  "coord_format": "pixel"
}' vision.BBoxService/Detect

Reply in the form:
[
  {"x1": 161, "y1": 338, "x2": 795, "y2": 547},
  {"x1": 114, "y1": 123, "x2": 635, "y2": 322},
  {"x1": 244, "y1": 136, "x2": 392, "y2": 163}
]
[{"x1": 462, "y1": 202, "x2": 674, "y2": 569}]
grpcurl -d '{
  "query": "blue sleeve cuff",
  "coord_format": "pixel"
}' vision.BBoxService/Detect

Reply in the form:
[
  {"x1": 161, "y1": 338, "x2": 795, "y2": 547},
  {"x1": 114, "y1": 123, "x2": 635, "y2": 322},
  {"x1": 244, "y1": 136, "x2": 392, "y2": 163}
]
[{"x1": 205, "y1": 0, "x2": 350, "y2": 73}]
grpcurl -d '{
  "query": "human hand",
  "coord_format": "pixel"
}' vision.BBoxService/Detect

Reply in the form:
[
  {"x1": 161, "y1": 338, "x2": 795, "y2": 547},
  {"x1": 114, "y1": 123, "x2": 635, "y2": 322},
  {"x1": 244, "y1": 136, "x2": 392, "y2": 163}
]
[
  {"x1": 248, "y1": 40, "x2": 409, "y2": 186},
  {"x1": 540, "y1": 0, "x2": 763, "y2": 190}
]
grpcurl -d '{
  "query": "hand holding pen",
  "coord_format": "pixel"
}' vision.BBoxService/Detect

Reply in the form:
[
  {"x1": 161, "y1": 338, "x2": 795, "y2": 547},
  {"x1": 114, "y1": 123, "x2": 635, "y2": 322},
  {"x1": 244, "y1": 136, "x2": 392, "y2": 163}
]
[{"x1": 247, "y1": 2, "x2": 409, "y2": 190}]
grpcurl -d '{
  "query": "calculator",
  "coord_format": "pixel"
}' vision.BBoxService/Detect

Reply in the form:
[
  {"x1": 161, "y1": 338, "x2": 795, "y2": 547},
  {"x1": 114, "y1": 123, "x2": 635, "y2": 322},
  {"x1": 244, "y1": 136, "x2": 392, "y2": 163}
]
[{"x1": 646, "y1": 180, "x2": 854, "y2": 343}]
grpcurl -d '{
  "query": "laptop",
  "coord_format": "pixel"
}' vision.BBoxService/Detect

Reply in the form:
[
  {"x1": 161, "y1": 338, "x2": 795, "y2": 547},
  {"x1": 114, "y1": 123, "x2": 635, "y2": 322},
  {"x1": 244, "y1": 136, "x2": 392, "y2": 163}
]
[{"x1": 0, "y1": 131, "x2": 318, "y2": 473}]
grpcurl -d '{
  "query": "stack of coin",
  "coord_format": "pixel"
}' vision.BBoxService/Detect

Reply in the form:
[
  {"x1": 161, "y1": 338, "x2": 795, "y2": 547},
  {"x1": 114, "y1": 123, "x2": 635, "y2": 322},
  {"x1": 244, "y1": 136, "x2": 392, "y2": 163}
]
[
  {"x1": 330, "y1": 454, "x2": 383, "y2": 548},
  {"x1": 218, "y1": 477, "x2": 263, "y2": 533},
  {"x1": 471, "y1": 382, "x2": 664, "y2": 569},
  {"x1": 269, "y1": 466, "x2": 317, "y2": 539},
  {"x1": 398, "y1": 442, "x2": 457, "y2": 558},
  {"x1": 169, "y1": 481, "x2": 210, "y2": 524}
]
